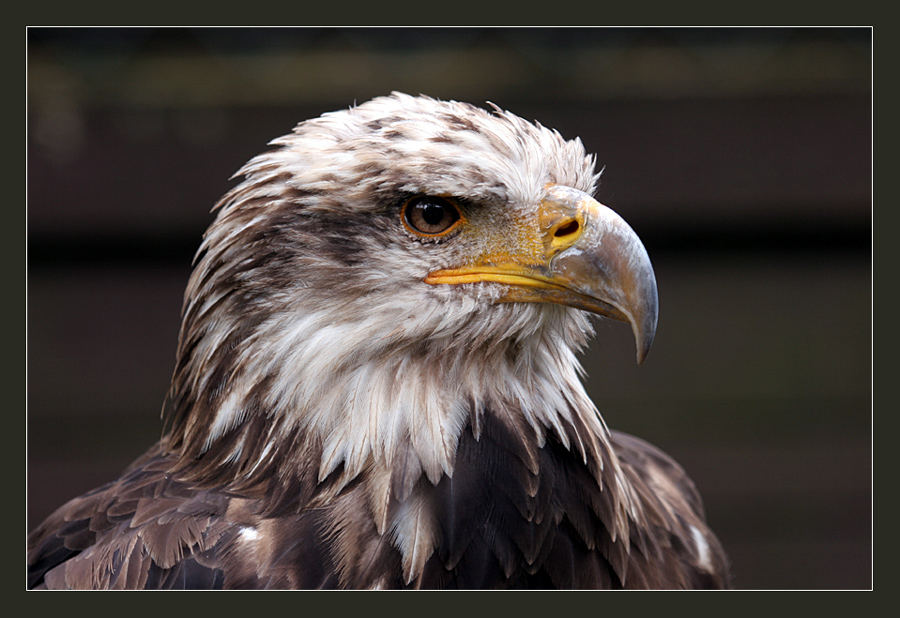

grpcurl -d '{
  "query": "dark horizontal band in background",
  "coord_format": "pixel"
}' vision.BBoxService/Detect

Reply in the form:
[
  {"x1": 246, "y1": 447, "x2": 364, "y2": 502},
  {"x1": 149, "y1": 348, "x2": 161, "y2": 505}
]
[{"x1": 26, "y1": 216, "x2": 871, "y2": 270}]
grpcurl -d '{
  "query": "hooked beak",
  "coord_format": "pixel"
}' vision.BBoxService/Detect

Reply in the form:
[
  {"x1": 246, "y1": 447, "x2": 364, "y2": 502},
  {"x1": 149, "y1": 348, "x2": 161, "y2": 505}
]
[{"x1": 424, "y1": 185, "x2": 658, "y2": 363}]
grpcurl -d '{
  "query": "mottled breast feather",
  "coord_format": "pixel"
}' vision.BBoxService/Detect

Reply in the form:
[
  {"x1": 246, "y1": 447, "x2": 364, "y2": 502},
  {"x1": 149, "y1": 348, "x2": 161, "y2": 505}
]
[{"x1": 28, "y1": 410, "x2": 729, "y2": 589}]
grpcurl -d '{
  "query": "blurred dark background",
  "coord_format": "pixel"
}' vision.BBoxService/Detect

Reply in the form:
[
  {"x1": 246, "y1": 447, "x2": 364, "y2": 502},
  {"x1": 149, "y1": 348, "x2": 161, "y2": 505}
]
[{"x1": 26, "y1": 27, "x2": 871, "y2": 589}]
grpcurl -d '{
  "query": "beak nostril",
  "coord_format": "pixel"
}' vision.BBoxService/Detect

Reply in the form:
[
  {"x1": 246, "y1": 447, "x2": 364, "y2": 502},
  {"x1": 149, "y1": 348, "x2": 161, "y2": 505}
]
[{"x1": 554, "y1": 220, "x2": 580, "y2": 238}]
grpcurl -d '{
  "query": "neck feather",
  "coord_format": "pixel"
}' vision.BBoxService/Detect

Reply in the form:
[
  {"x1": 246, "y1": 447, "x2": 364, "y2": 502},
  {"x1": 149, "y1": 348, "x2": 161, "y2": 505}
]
[{"x1": 164, "y1": 298, "x2": 625, "y2": 497}]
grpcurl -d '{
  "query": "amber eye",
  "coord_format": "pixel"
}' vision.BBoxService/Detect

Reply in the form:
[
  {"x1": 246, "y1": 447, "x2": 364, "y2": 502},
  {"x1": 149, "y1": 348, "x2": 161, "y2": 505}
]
[{"x1": 402, "y1": 196, "x2": 463, "y2": 237}]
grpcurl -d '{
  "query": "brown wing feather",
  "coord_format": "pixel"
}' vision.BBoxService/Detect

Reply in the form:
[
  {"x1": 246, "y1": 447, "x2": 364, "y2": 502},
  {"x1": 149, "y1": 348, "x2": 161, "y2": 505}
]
[
  {"x1": 29, "y1": 445, "x2": 248, "y2": 589},
  {"x1": 28, "y1": 442, "x2": 350, "y2": 590},
  {"x1": 610, "y1": 430, "x2": 732, "y2": 588}
]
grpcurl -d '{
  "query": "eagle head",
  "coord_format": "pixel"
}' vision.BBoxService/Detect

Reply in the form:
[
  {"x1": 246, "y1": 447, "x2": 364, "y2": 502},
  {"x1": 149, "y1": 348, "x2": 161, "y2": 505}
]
[
  {"x1": 30, "y1": 93, "x2": 735, "y2": 591},
  {"x1": 164, "y1": 92, "x2": 658, "y2": 498}
]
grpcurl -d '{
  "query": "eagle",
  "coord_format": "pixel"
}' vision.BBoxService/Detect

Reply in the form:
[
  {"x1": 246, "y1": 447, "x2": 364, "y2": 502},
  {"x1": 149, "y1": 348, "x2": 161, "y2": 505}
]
[{"x1": 28, "y1": 92, "x2": 730, "y2": 589}]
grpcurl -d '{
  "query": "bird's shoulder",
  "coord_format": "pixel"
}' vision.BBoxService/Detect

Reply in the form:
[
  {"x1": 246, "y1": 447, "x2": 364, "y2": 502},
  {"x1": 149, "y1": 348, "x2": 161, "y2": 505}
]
[
  {"x1": 609, "y1": 429, "x2": 732, "y2": 588},
  {"x1": 610, "y1": 430, "x2": 707, "y2": 516},
  {"x1": 27, "y1": 442, "x2": 337, "y2": 590}
]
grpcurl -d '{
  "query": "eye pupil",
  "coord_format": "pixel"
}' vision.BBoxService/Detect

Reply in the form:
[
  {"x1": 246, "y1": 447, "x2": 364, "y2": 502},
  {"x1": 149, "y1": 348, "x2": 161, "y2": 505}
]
[
  {"x1": 421, "y1": 203, "x2": 445, "y2": 225},
  {"x1": 403, "y1": 197, "x2": 462, "y2": 236}
]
